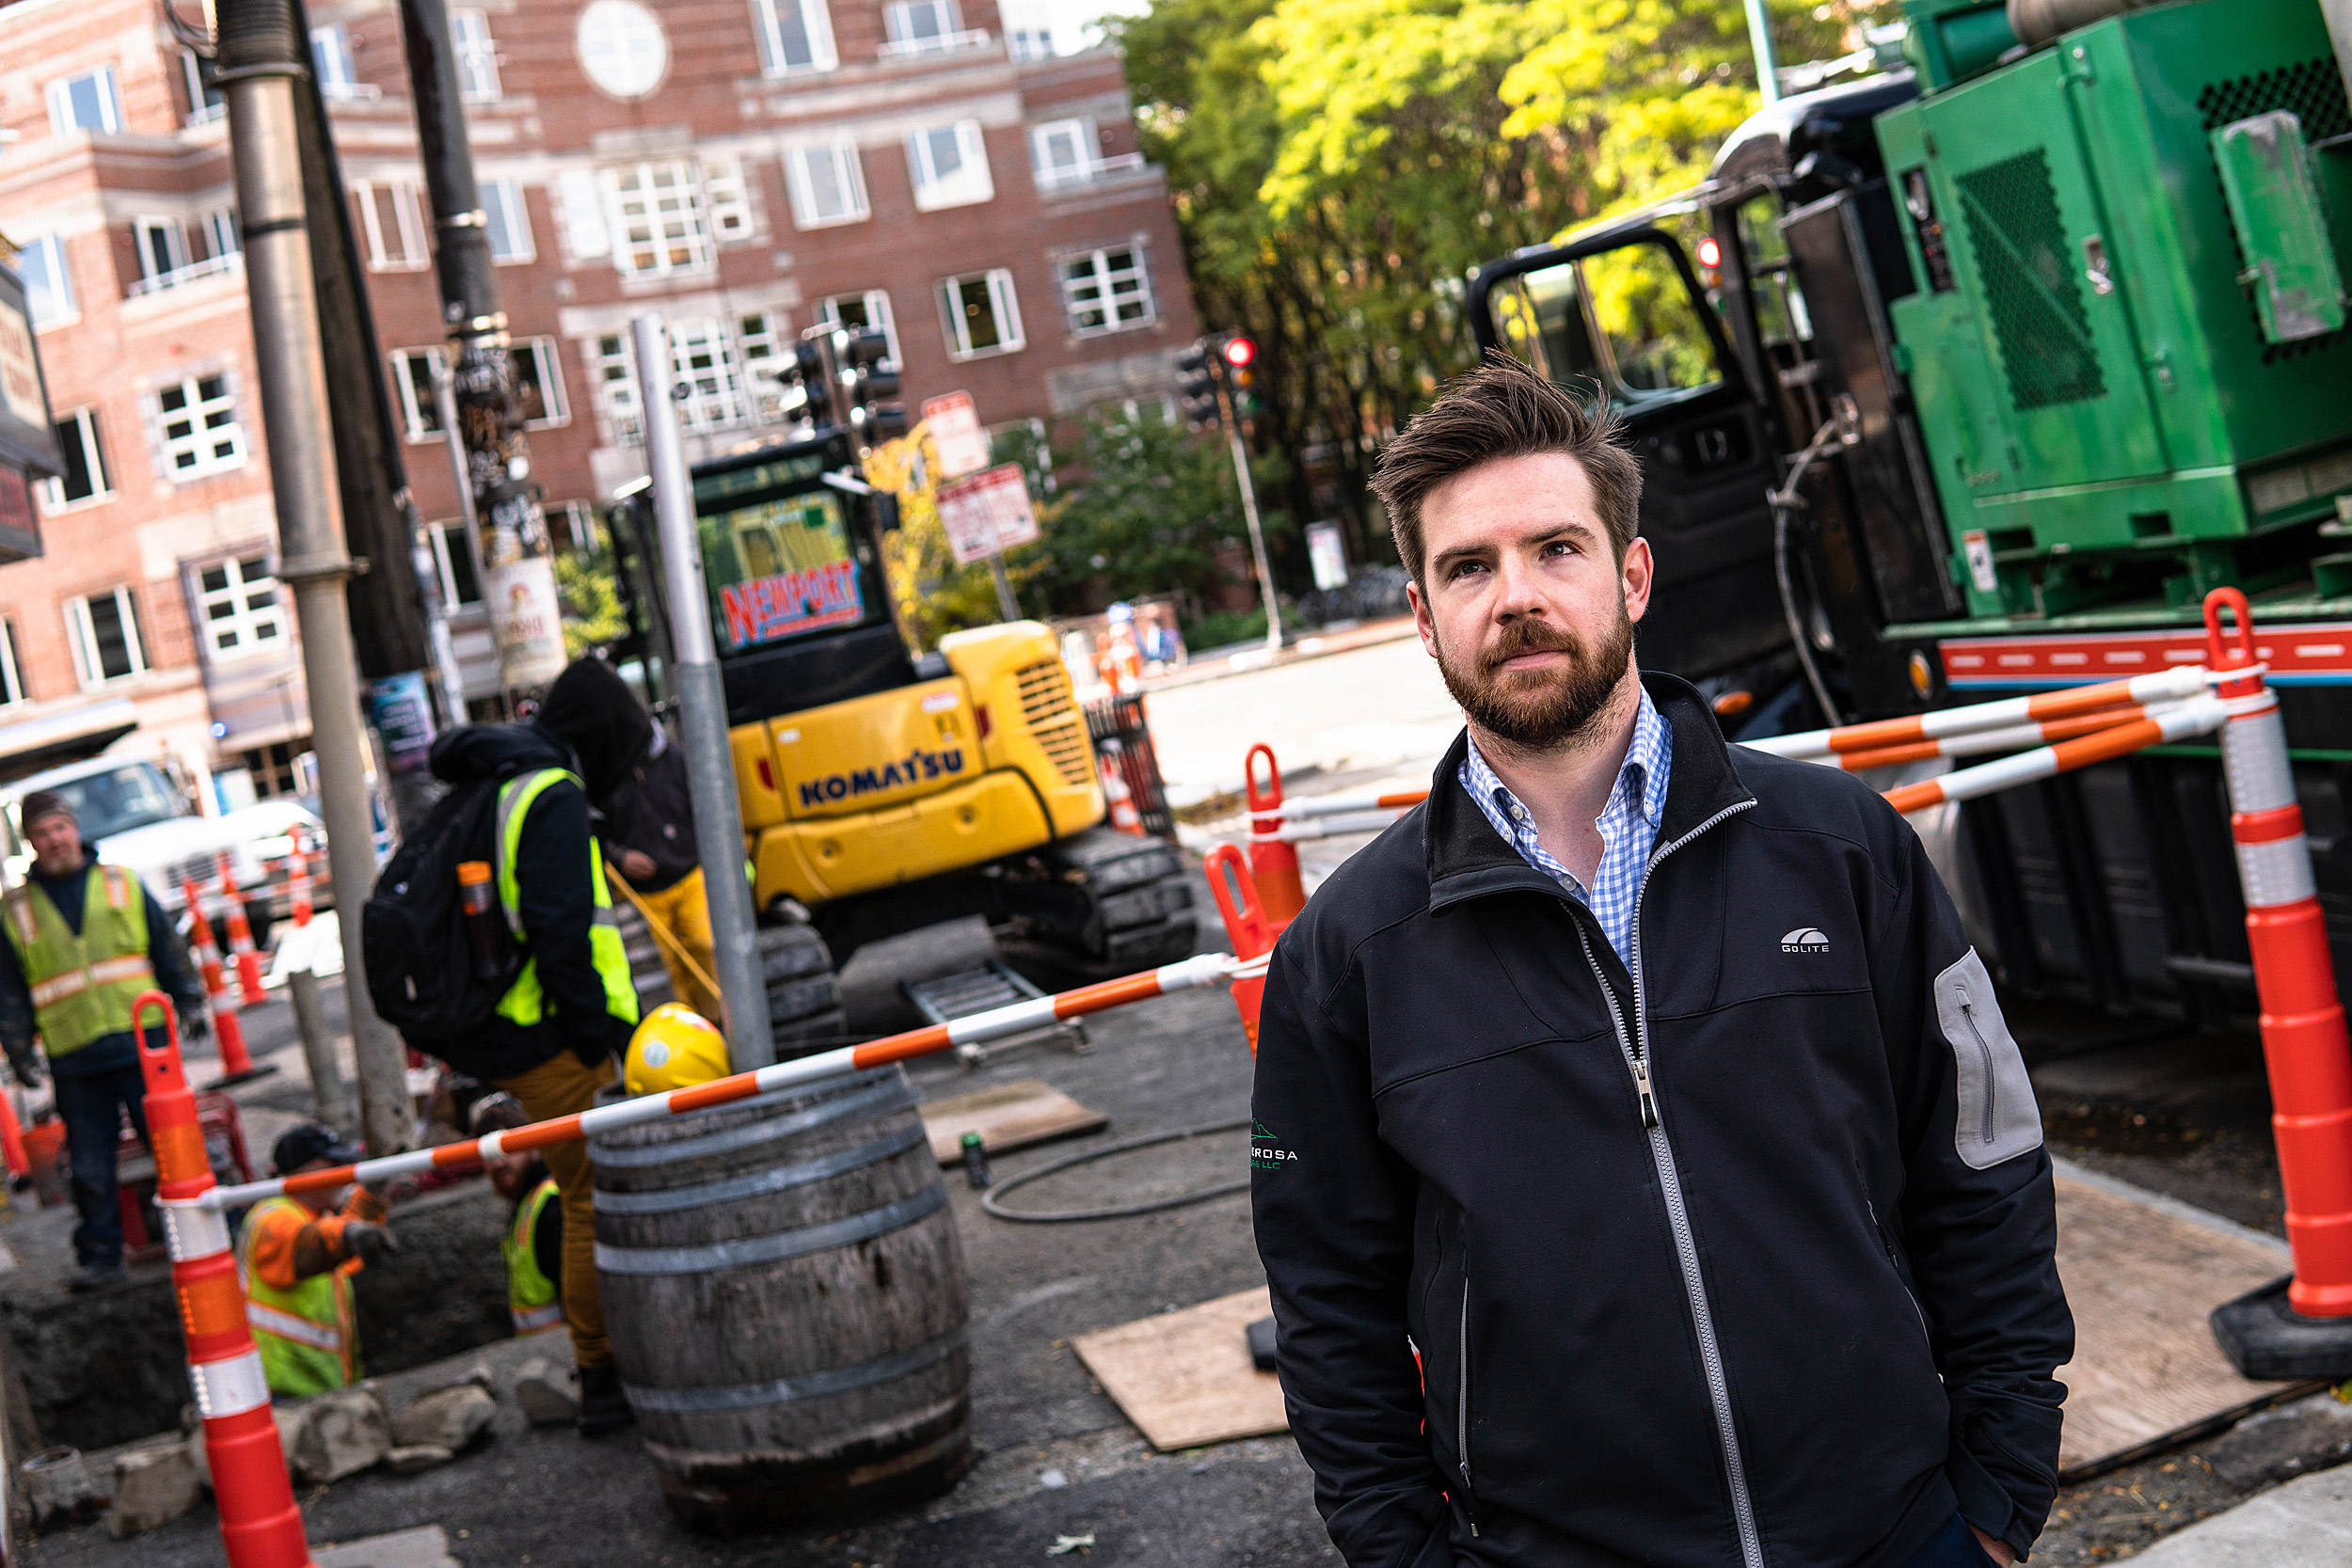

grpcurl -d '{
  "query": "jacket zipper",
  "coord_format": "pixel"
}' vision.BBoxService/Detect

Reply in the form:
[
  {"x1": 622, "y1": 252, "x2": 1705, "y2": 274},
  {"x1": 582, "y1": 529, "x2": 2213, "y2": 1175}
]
[
  {"x1": 1867, "y1": 1195, "x2": 1932, "y2": 1346},
  {"x1": 1955, "y1": 998, "x2": 1998, "y2": 1148},
  {"x1": 1456, "y1": 1275, "x2": 1479, "y2": 1536},
  {"x1": 1580, "y1": 798, "x2": 1766, "y2": 1568}
]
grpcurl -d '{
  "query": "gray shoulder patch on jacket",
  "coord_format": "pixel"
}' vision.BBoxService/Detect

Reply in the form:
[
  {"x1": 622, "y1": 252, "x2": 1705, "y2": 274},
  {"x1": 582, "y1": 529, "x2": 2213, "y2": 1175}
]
[{"x1": 1935, "y1": 948, "x2": 2042, "y2": 1169}]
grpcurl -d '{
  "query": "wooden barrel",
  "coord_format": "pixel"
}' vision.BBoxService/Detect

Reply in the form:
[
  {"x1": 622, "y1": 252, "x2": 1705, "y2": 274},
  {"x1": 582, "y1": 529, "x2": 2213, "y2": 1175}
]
[{"x1": 591, "y1": 1065, "x2": 970, "y2": 1534}]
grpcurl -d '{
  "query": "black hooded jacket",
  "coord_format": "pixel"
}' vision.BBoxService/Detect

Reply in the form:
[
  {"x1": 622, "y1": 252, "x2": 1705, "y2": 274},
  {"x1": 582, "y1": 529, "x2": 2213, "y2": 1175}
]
[
  {"x1": 428, "y1": 722, "x2": 634, "y2": 1081},
  {"x1": 1250, "y1": 673, "x2": 2072, "y2": 1568}
]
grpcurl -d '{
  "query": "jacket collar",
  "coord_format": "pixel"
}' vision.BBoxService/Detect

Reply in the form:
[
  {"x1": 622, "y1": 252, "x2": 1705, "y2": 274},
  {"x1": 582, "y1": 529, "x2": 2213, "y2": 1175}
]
[{"x1": 1425, "y1": 671, "x2": 1756, "y2": 914}]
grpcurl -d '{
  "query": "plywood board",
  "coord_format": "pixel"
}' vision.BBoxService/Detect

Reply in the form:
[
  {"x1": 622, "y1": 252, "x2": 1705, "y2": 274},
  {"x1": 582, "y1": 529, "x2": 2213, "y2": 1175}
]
[
  {"x1": 2054, "y1": 1164, "x2": 2311, "y2": 1474},
  {"x1": 1072, "y1": 1286, "x2": 1288, "y2": 1452},
  {"x1": 920, "y1": 1078, "x2": 1108, "y2": 1165}
]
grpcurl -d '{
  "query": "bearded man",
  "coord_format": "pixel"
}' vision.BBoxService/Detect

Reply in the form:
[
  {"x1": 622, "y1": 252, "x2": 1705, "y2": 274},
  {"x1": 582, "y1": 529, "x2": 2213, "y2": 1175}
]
[{"x1": 1249, "y1": 356, "x2": 2071, "y2": 1568}]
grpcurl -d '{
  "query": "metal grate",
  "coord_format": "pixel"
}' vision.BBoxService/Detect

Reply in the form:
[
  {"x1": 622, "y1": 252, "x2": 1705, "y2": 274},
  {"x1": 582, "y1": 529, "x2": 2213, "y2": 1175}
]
[
  {"x1": 1015, "y1": 659, "x2": 1094, "y2": 787},
  {"x1": 2198, "y1": 59, "x2": 2352, "y2": 366},
  {"x1": 1954, "y1": 150, "x2": 2106, "y2": 411},
  {"x1": 1084, "y1": 691, "x2": 1175, "y2": 838}
]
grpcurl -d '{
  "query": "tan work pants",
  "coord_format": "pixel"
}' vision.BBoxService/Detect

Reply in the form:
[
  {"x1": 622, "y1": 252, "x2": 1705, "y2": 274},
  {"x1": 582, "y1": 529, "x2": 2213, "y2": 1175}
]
[
  {"x1": 637, "y1": 865, "x2": 720, "y2": 1021},
  {"x1": 493, "y1": 1048, "x2": 619, "y2": 1370}
]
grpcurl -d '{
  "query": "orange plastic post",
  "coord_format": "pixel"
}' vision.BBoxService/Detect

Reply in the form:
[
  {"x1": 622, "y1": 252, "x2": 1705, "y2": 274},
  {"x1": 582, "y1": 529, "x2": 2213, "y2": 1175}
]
[
  {"x1": 216, "y1": 854, "x2": 267, "y2": 1006},
  {"x1": 1244, "y1": 744, "x2": 1307, "y2": 928},
  {"x1": 286, "y1": 827, "x2": 313, "y2": 928},
  {"x1": 0, "y1": 1085, "x2": 25, "y2": 1178},
  {"x1": 185, "y1": 881, "x2": 266, "y2": 1087},
  {"x1": 135, "y1": 991, "x2": 318, "y2": 1568},
  {"x1": 1205, "y1": 845, "x2": 1279, "y2": 1054}
]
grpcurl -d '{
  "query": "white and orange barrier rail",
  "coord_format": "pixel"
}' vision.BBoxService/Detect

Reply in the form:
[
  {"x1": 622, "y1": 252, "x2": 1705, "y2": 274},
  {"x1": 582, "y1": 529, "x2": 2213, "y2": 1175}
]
[{"x1": 194, "y1": 951, "x2": 1255, "y2": 1211}]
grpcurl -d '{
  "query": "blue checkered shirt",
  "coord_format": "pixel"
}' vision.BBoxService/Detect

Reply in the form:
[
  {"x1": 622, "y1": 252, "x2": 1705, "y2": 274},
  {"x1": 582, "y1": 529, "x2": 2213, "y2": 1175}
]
[{"x1": 1460, "y1": 686, "x2": 1673, "y2": 968}]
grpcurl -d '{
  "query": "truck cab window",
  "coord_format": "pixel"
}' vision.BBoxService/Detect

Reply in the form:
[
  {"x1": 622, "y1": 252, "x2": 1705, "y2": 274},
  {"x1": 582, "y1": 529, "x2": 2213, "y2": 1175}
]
[
  {"x1": 1492, "y1": 233, "x2": 1722, "y2": 404},
  {"x1": 1736, "y1": 192, "x2": 1813, "y2": 355}
]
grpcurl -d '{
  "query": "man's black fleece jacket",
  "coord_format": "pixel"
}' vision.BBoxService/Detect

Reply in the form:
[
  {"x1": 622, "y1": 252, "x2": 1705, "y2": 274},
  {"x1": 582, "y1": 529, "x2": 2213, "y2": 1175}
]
[{"x1": 1249, "y1": 673, "x2": 2073, "y2": 1568}]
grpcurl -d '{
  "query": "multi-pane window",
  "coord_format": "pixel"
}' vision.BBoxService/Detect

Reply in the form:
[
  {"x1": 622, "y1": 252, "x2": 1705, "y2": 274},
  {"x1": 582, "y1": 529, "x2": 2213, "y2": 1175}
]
[
  {"x1": 739, "y1": 311, "x2": 789, "y2": 416},
  {"x1": 1059, "y1": 245, "x2": 1152, "y2": 334},
  {"x1": 310, "y1": 25, "x2": 369, "y2": 97},
  {"x1": 353, "y1": 181, "x2": 430, "y2": 270},
  {"x1": 1029, "y1": 119, "x2": 1095, "y2": 188},
  {"x1": 18, "y1": 236, "x2": 75, "y2": 326},
  {"x1": 47, "y1": 68, "x2": 121, "y2": 135},
  {"x1": 180, "y1": 50, "x2": 225, "y2": 124},
  {"x1": 40, "y1": 409, "x2": 109, "y2": 510},
  {"x1": 906, "y1": 121, "x2": 992, "y2": 212},
  {"x1": 430, "y1": 522, "x2": 483, "y2": 607},
  {"x1": 67, "y1": 588, "x2": 148, "y2": 688},
  {"x1": 784, "y1": 142, "x2": 867, "y2": 229},
  {"x1": 882, "y1": 0, "x2": 966, "y2": 54},
  {"x1": 391, "y1": 347, "x2": 443, "y2": 440},
  {"x1": 244, "y1": 741, "x2": 304, "y2": 799},
  {"x1": 703, "y1": 158, "x2": 754, "y2": 241},
  {"x1": 196, "y1": 554, "x2": 286, "y2": 661},
  {"x1": 669, "y1": 319, "x2": 748, "y2": 433},
  {"x1": 0, "y1": 622, "x2": 25, "y2": 707},
  {"x1": 939, "y1": 269, "x2": 1023, "y2": 358},
  {"x1": 134, "y1": 216, "x2": 190, "y2": 284},
  {"x1": 602, "y1": 162, "x2": 711, "y2": 277},
  {"x1": 593, "y1": 333, "x2": 642, "y2": 442},
  {"x1": 1008, "y1": 25, "x2": 1052, "y2": 60},
  {"x1": 483, "y1": 180, "x2": 533, "y2": 262},
  {"x1": 512, "y1": 337, "x2": 568, "y2": 426},
  {"x1": 818, "y1": 292, "x2": 899, "y2": 366},
  {"x1": 593, "y1": 318, "x2": 780, "y2": 441},
  {"x1": 452, "y1": 9, "x2": 501, "y2": 101},
  {"x1": 752, "y1": 0, "x2": 837, "y2": 75},
  {"x1": 203, "y1": 207, "x2": 241, "y2": 260},
  {"x1": 156, "y1": 373, "x2": 246, "y2": 477}
]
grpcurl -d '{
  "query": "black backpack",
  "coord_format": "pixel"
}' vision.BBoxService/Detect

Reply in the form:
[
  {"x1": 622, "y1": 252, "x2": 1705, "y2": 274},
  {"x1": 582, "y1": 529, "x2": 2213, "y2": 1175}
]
[{"x1": 362, "y1": 774, "x2": 517, "y2": 1052}]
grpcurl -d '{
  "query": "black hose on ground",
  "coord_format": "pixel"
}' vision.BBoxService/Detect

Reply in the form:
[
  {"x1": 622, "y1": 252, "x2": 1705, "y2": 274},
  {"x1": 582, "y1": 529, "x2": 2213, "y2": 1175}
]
[{"x1": 979, "y1": 1118, "x2": 1254, "y2": 1223}]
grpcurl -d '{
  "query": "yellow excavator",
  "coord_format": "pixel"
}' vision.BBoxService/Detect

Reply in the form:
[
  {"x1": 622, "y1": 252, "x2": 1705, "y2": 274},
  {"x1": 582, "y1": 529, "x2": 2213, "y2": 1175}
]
[{"x1": 605, "y1": 426, "x2": 1196, "y2": 1048}]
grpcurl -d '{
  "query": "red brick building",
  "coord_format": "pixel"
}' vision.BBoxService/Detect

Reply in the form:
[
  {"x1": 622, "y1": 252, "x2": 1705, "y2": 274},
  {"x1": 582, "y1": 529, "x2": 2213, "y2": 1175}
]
[{"x1": 0, "y1": 0, "x2": 1194, "y2": 804}]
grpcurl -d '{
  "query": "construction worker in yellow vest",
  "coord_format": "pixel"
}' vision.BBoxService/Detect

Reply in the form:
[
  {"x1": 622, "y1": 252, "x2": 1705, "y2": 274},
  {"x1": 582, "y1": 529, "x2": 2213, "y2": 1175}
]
[
  {"x1": 420, "y1": 657, "x2": 642, "y2": 1435},
  {"x1": 238, "y1": 1124, "x2": 399, "y2": 1399},
  {"x1": 470, "y1": 1093, "x2": 564, "y2": 1336},
  {"x1": 0, "y1": 787, "x2": 208, "y2": 1291}
]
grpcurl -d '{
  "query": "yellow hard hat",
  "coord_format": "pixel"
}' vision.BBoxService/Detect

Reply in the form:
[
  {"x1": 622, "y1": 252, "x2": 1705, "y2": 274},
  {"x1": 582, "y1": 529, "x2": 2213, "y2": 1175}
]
[{"x1": 625, "y1": 1004, "x2": 728, "y2": 1095}]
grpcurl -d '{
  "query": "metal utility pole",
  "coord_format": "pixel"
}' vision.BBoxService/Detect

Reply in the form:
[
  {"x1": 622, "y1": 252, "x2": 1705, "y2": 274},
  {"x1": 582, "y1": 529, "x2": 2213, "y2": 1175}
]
[
  {"x1": 1216, "y1": 377, "x2": 1284, "y2": 656},
  {"x1": 987, "y1": 556, "x2": 1021, "y2": 622},
  {"x1": 633, "y1": 314, "x2": 774, "y2": 1072},
  {"x1": 1745, "y1": 0, "x2": 1782, "y2": 103},
  {"x1": 215, "y1": 0, "x2": 412, "y2": 1156},
  {"x1": 397, "y1": 0, "x2": 566, "y2": 699}
]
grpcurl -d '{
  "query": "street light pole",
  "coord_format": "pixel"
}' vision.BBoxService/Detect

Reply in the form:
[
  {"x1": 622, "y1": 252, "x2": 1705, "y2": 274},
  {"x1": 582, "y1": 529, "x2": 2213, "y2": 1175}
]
[
  {"x1": 215, "y1": 0, "x2": 411, "y2": 1156},
  {"x1": 633, "y1": 314, "x2": 774, "y2": 1072},
  {"x1": 1217, "y1": 378, "x2": 1283, "y2": 655},
  {"x1": 1745, "y1": 0, "x2": 1782, "y2": 103}
]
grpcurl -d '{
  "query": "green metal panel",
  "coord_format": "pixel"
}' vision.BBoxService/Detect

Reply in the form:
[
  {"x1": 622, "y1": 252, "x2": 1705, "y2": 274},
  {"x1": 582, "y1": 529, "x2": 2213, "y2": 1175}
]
[
  {"x1": 1898, "y1": 0, "x2": 2022, "y2": 94},
  {"x1": 2212, "y1": 111, "x2": 2346, "y2": 344},
  {"x1": 1889, "y1": 289, "x2": 2021, "y2": 616}
]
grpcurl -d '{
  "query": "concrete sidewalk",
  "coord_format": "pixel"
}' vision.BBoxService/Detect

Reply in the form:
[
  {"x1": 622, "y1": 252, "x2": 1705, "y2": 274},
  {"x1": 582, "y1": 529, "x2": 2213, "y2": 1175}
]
[
  {"x1": 2126, "y1": 1465, "x2": 2352, "y2": 1565},
  {"x1": 1138, "y1": 614, "x2": 1419, "y2": 694}
]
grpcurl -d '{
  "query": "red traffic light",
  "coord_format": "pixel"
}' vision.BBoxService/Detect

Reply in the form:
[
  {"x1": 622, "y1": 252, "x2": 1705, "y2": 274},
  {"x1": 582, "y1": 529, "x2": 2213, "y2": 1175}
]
[
  {"x1": 1694, "y1": 236, "x2": 1723, "y2": 270},
  {"x1": 1222, "y1": 336, "x2": 1256, "y2": 370}
]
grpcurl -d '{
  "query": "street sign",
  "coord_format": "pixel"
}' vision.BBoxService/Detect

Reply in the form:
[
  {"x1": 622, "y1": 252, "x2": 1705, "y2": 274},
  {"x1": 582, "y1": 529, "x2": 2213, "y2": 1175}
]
[
  {"x1": 922, "y1": 391, "x2": 992, "y2": 478},
  {"x1": 937, "y1": 464, "x2": 1040, "y2": 565},
  {"x1": 1306, "y1": 522, "x2": 1350, "y2": 591}
]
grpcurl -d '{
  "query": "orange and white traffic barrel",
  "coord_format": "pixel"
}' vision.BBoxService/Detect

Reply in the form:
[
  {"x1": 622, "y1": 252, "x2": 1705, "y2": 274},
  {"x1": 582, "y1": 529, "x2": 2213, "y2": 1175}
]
[
  {"x1": 1244, "y1": 744, "x2": 1306, "y2": 929},
  {"x1": 1100, "y1": 741, "x2": 1146, "y2": 836},
  {"x1": 185, "y1": 882, "x2": 268, "y2": 1087},
  {"x1": 286, "y1": 826, "x2": 314, "y2": 929},
  {"x1": 215, "y1": 853, "x2": 267, "y2": 1006}
]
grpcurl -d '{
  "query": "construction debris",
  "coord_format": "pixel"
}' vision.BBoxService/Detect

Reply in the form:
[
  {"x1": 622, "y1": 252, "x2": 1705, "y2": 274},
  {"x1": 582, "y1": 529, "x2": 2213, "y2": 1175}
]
[
  {"x1": 389, "y1": 1384, "x2": 496, "y2": 1453},
  {"x1": 2202, "y1": 1392, "x2": 2352, "y2": 1491},
  {"x1": 292, "y1": 1386, "x2": 393, "y2": 1484},
  {"x1": 106, "y1": 1439, "x2": 201, "y2": 1537},
  {"x1": 512, "y1": 1356, "x2": 580, "y2": 1425},
  {"x1": 20, "y1": 1445, "x2": 109, "y2": 1529}
]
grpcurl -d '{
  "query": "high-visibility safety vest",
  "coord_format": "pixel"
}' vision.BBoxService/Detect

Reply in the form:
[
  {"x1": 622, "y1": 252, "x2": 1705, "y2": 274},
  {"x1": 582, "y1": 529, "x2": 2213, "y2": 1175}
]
[
  {"x1": 493, "y1": 768, "x2": 640, "y2": 1032},
  {"x1": 238, "y1": 1196, "x2": 360, "y2": 1397},
  {"x1": 1, "y1": 863, "x2": 157, "y2": 1060},
  {"x1": 502, "y1": 1178, "x2": 564, "y2": 1334}
]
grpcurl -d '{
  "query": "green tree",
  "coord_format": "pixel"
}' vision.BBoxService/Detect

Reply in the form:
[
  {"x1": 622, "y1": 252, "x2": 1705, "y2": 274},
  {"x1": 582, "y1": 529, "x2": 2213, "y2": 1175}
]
[{"x1": 554, "y1": 549, "x2": 630, "y2": 658}]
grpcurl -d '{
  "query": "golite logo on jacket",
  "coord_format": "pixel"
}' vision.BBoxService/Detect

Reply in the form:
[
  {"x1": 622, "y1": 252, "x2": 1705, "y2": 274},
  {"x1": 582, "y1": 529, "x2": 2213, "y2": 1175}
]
[
  {"x1": 1781, "y1": 927, "x2": 1831, "y2": 953},
  {"x1": 798, "y1": 748, "x2": 965, "y2": 807}
]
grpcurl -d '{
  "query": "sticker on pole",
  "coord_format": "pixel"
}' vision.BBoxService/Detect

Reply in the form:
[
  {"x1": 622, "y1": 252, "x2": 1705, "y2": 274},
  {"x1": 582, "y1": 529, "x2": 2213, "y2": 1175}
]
[
  {"x1": 938, "y1": 465, "x2": 1041, "y2": 565},
  {"x1": 922, "y1": 392, "x2": 993, "y2": 479},
  {"x1": 484, "y1": 554, "x2": 569, "y2": 688},
  {"x1": 1962, "y1": 531, "x2": 1997, "y2": 596}
]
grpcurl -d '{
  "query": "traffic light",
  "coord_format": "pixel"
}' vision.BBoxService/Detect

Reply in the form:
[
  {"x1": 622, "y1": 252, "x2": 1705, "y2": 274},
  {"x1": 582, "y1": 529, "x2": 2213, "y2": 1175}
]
[
  {"x1": 838, "y1": 328, "x2": 907, "y2": 443},
  {"x1": 1177, "y1": 340, "x2": 1221, "y2": 431},
  {"x1": 1223, "y1": 334, "x2": 1261, "y2": 420},
  {"x1": 765, "y1": 339, "x2": 833, "y2": 430}
]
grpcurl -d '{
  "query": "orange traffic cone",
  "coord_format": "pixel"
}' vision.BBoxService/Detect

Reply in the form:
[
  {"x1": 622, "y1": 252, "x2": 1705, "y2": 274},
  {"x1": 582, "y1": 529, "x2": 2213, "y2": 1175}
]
[
  {"x1": 1204, "y1": 845, "x2": 1279, "y2": 1055},
  {"x1": 1244, "y1": 744, "x2": 1307, "y2": 928},
  {"x1": 1100, "y1": 741, "x2": 1146, "y2": 836},
  {"x1": 286, "y1": 826, "x2": 314, "y2": 929},
  {"x1": 215, "y1": 854, "x2": 267, "y2": 1006},
  {"x1": 0, "y1": 1085, "x2": 26, "y2": 1178},
  {"x1": 186, "y1": 883, "x2": 271, "y2": 1089}
]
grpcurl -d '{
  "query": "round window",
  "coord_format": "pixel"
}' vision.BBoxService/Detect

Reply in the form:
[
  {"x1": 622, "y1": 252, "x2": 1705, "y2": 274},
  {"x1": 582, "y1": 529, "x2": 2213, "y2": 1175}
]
[{"x1": 577, "y1": 0, "x2": 667, "y2": 98}]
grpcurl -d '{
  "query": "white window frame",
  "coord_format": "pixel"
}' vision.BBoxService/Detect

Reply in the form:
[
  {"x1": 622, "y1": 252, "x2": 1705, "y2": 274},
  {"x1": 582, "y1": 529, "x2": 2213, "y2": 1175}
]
[
  {"x1": 513, "y1": 336, "x2": 569, "y2": 428},
  {"x1": 134, "y1": 216, "x2": 192, "y2": 283},
  {"x1": 39, "y1": 407, "x2": 110, "y2": 511},
  {"x1": 817, "y1": 291, "x2": 899, "y2": 367},
  {"x1": 738, "y1": 311, "x2": 790, "y2": 416},
  {"x1": 389, "y1": 347, "x2": 446, "y2": 441},
  {"x1": 310, "y1": 25, "x2": 376, "y2": 99},
  {"x1": 0, "y1": 621, "x2": 25, "y2": 707},
  {"x1": 180, "y1": 50, "x2": 225, "y2": 125},
  {"x1": 202, "y1": 207, "x2": 241, "y2": 261},
  {"x1": 600, "y1": 161, "x2": 712, "y2": 277},
  {"x1": 783, "y1": 141, "x2": 868, "y2": 230},
  {"x1": 592, "y1": 332, "x2": 642, "y2": 443},
  {"x1": 702, "y1": 157, "x2": 754, "y2": 242},
  {"x1": 46, "y1": 67, "x2": 122, "y2": 135},
  {"x1": 482, "y1": 179, "x2": 534, "y2": 263},
  {"x1": 452, "y1": 9, "x2": 502, "y2": 102},
  {"x1": 428, "y1": 522, "x2": 483, "y2": 608},
  {"x1": 752, "y1": 0, "x2": 837, "y2": 76},
  {"x1": 938, "y1": 268, "x2": 1024, "y2": 359},
  {"x1": 156, "y1": 372, "x2": 247, "y2": 479},
  {"x1": 353, "y1": 180, "x2": 431, "y2": 271},
  {"x1": 1058, "y1": 244, "x2": 1154, "y2": 336},
  {"x1": 193, "y1": 553, "x2": 288, "y2": 664},
  {"x1": 667, "y1": 318, "x2": 749, "y2": 433},
  {"x1": 1008, "y1": 24, "x2": 1051, "y2": 61},
  {"x1": 18, "y1": 236, "x2": 75, "y2": 327},
  {"x1": 1029, "y1": 119, "x2": 1096, "y2": 186},
  {"x1": 906, "y1": 120, "x2": 993, "y2": 213},
  {"x1": 66, "y1": 588, "x2": 148, "y2": 689},
  {"x1": 882, "y1": 0, "x2": 979, "y2": 55}
]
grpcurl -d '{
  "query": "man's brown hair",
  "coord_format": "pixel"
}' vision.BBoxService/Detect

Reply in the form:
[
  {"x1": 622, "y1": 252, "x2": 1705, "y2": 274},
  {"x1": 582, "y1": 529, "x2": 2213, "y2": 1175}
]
[{"x1": 1371, "y1": 354, "x2": 1643, "y2": 583}]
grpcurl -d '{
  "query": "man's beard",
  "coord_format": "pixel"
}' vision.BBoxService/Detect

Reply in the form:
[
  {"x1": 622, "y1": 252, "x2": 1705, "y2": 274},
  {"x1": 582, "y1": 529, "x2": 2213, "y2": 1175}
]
[{"x1": 1435, "y1": 607, "x2": 1635, "y2": 752}]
